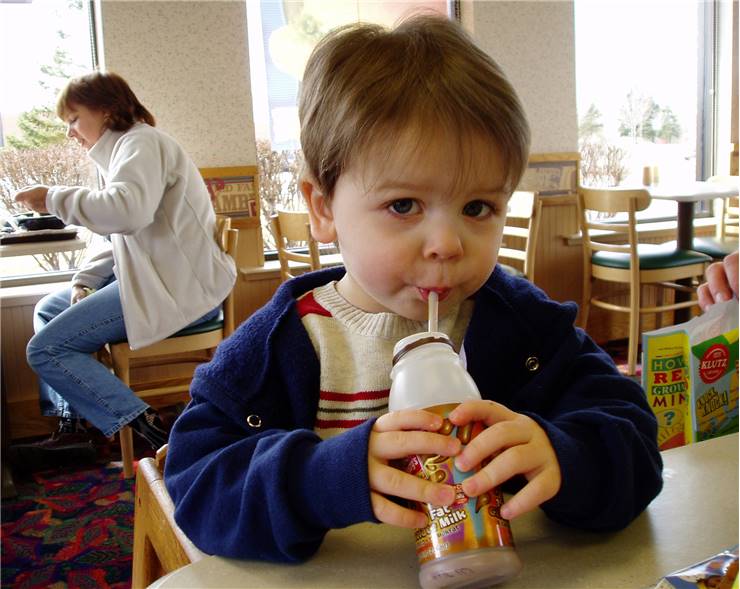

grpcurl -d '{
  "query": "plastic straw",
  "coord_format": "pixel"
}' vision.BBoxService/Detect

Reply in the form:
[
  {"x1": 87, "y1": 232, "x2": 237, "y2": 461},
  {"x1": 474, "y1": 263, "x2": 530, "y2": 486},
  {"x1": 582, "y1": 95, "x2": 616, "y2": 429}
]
[{"x1": 428, "y1": 291, "x2": 438, "y2": 333}]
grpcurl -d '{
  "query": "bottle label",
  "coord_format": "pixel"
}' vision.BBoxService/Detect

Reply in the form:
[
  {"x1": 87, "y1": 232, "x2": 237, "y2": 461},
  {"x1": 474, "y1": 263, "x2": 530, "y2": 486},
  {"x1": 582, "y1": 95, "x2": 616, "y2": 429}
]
[{"x1": 402, "y1": 403, "x2": 515, "y2": 565}]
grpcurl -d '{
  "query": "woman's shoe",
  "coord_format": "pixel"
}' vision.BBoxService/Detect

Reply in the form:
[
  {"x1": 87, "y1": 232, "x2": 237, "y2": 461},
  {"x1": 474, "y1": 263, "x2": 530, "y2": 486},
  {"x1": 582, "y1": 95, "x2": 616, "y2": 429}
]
[
  {"x1": 129, "y1": 408, "x2": 168, "y2": 449},
  {"x1": 7, "y1": 418, "x2": 97, "y2": 472}
]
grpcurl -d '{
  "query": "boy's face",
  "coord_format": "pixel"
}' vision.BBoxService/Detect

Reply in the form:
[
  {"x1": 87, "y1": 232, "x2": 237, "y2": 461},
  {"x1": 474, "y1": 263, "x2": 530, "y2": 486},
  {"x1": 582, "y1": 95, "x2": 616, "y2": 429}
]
[{"x1": 304, "y1": 131, "x2": 510, "y2": 322}]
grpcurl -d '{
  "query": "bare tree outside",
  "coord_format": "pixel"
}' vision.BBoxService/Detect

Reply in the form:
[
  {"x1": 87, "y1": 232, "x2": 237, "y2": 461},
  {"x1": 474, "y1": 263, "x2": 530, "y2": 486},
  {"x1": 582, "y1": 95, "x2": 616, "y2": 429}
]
[
  {"x1": 578, "y1": 102, "x2": 628, "y2": 187},
  {"x1": 0, "y1": 143, "x2": 96, "y2": 271},
  {"x1": 256, "y1": 139, "x2": 304, "y2": 251},
  {"x1": 1, "y1": 0, "x2": 94, "y2": 275}
]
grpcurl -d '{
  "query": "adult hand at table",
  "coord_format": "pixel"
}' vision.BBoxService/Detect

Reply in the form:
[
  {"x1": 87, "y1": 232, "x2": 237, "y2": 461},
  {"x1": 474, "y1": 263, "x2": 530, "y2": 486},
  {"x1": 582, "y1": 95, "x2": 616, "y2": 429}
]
[
  {"x1": 70, "y1": 285, "x2": 91, "y2": 305},
  {"x1": 14, "y1": 185, "x2": 50, "y2": 214},
  {"x1": 698, "y1": 250, "x2": 738, "y2": 311},
  {"x1": 369, "y1": 410, "x2": 460, "y2": 528},
  {"x1": 449, "y1": 400, "x2": 562, "y2": 521}
]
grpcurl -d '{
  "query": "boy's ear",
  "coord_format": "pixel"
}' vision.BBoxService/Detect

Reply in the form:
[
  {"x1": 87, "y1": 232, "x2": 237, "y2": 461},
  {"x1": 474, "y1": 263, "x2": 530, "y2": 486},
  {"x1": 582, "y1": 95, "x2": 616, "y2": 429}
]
[{"x1": 301, "y1": 178, "x2": 337, "y2": 244}]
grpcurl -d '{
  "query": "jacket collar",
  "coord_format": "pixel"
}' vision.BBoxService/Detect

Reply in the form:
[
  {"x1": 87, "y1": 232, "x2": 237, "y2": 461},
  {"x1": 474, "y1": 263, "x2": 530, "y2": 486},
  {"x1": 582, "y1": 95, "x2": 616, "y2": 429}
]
[{"x1": 87, "y1": 125, "x2": 132, "y2": 175}]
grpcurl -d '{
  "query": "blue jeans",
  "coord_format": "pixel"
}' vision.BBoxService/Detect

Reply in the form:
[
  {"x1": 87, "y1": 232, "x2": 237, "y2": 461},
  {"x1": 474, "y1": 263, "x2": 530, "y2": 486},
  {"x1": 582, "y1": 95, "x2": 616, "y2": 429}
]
[{"x1": 27, "y1": 278, "x2": 220, "y2": 437}]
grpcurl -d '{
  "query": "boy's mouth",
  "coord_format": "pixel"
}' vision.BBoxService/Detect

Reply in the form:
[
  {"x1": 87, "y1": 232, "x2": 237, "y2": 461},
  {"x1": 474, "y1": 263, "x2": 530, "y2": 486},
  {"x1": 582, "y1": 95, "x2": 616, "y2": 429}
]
[{"x1": 418, "y1": 287, "x2": 451, "y2": 302}]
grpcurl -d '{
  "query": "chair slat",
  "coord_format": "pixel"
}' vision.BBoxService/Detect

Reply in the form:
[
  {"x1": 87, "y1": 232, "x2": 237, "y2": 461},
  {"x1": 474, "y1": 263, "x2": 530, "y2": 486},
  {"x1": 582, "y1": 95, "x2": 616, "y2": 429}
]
[{"x1": 577, "y1": 186, "x2": 710, "y2": 376}]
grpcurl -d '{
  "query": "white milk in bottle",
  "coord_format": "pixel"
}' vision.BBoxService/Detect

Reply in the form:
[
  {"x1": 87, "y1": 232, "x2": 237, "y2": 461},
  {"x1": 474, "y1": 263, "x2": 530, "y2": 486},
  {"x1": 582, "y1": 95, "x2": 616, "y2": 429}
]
[{"x1": 388, "y1": 293, "x2": 521, "y2": 589}]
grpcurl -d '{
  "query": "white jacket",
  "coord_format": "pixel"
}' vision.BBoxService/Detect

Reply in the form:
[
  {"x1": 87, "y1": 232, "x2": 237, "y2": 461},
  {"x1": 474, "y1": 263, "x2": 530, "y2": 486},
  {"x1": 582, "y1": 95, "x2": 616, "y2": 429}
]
[{"x1": 47, "y1": 123, "x2": 237, "y2": 349}]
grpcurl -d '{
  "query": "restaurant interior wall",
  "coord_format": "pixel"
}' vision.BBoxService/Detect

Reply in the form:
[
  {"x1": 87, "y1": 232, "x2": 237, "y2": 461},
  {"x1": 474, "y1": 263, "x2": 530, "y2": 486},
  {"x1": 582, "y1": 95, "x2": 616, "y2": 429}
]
[
  {"x1": 4, "y1": 1, "x2": 732, "y2": 440},
  {"x1": 97, "y1": 0, "x2": 257, "y2": 167},
  {"x1": 462, "y1": 0, "x2": 578, "y2": 154}
]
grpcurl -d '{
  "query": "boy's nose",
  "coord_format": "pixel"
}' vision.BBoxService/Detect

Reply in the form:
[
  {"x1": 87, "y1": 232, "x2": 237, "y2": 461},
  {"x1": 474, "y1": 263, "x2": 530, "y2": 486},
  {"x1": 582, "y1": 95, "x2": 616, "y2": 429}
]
[{"x1": 423, "y1": 220, "x2": 463, "y2": 260}]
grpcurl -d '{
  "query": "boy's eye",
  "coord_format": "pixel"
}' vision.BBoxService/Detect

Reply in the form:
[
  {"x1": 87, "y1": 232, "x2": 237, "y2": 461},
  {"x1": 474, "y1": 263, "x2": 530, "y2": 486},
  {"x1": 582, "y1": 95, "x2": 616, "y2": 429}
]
[
  {"x1": 462, "y1": 200, "x2": 494, "y2": 218},
  {"x1": 389, "y1": 199, "x2": 418, "y2": 215}
]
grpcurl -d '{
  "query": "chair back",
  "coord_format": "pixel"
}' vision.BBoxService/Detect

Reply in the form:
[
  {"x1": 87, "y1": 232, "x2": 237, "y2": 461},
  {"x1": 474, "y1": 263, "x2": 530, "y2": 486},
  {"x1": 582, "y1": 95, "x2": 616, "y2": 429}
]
[
  {"x1": 708, "y1": 176, "x2": 739, "y2": 241},
  {"x1": 498, "y1": 191, "x2": 542, "y2": 280},
  {"x1": 578, "y1": 187, "x2": 651, "y2": 272},
  {"x1": 577, "y1": 186, "x2": 708, "y2": 376},
  {"x1": 109, "y1": 215, "x2": 239, "y2": 479},
  {"x1": 131, "y1": 444, "x2": 204, "y2": 588},
  {"x1": 270, "y1": 210, "x2": 321, "y2": 282},
  {"x1": 215, "y1": 215, "x2": 239, "y2": 337}
]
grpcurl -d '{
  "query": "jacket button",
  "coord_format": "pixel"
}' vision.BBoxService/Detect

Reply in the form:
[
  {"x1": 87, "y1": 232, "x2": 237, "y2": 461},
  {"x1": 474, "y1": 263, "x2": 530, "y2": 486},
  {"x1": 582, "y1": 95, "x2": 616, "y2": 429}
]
[
  {"x1": 525, "y1": 356, "x2": 539, "y2": 372},
  {"x1": 246, "y1": 414, "x2": 262, "y2": 428}
]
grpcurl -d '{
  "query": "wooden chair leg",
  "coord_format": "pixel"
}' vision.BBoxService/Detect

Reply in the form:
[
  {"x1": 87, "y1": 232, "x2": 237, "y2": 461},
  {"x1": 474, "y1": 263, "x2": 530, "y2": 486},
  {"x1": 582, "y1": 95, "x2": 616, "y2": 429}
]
[
  {"x1": 627, "y1": 284, "x2": 641, "y2": 376},
  {"x1": 110, "y1": 344, "x2": 136, "y2": 478},
  {"x1": 120, "y1": 426, "x2": 135, "y2": 479},
  {"x1": 579, "y1": 273, "x2": 592, "y2": 329}
]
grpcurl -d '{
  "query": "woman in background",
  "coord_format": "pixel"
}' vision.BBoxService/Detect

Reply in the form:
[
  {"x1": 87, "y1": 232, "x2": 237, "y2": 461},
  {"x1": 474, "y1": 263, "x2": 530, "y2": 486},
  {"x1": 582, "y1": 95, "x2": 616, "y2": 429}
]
[{"x1": 11, "y1": 71, "x2": 236, "y2": 469}]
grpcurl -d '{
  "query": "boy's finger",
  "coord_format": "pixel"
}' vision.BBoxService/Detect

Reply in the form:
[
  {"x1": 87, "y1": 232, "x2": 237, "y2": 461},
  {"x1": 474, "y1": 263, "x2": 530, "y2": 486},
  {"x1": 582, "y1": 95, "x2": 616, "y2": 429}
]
[
  {"x1": 460, "y1": 444, "x2": 538, "y2": 496},
  {"x1": 455, "y1": 421, "x2": 530, "y2": 473},
  {"x1": 500, "y1": 471, "x2": 559, "y2": 520},
  {"x1": 448, "y1": 399, "x2": 517, "y2": 426},
  {"x1": 370, "y1": 492, "x2": 427, "y2": 528},
  {"x1": 370, "y1": 430, "x2": 460, "y2": 460},
  {"x1": 372, "y1": 464, "x2": 455, "y2": 507},
  {"x1": 374, "y1": 409, "x2": 444, "y2": 433}
]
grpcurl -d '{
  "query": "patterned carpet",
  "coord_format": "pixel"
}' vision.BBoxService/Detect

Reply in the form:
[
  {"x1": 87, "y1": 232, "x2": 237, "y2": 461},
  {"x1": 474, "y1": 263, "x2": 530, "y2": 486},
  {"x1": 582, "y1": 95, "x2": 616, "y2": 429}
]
[
  {"x1": 1, "y1": 461, "x2": 134, "y2": 589},
  {"x1": 602, "y1": 338, "x2": 643, "y2": 381}
]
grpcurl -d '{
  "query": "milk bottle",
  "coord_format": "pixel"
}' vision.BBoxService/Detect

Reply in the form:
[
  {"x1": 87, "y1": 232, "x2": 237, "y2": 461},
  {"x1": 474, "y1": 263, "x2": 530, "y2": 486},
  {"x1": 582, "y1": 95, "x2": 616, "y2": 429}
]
[{"x1": 388, "y1": 293, "x2": 522, "y2": 589}]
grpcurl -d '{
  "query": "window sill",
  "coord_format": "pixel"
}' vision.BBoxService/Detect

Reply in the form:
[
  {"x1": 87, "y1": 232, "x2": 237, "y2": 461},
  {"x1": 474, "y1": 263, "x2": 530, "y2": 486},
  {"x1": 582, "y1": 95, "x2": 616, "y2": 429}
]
[
  {"x1": 0, "y1": 281, "x2": 69, "y2": 307},
  {"x1": 562, "y1": 217, "x2": 717, "y2": 246}
]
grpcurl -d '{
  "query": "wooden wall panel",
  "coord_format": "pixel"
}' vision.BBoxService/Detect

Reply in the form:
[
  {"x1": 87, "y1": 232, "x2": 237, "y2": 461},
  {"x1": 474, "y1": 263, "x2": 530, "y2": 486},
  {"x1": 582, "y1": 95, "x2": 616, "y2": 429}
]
[
  {"x1": 1, "y1": 292, "x2": 59, "y2": 439},
  {"x1": 531, "y1": 196, "x2": 581, "y2": 304},
  {"x1": 235, "y1": 272, "x2": 282, "y2": 327}
]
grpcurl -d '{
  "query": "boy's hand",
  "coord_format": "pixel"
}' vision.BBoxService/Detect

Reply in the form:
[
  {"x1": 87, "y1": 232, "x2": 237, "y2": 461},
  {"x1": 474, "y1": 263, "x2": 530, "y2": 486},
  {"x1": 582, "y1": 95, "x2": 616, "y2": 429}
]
[
  {"x1": 369, "y1": 410, "x2": 461, "y2": 528},
  {"x1": 449, "y1": 400, "x2": 561, "y2": 521}
]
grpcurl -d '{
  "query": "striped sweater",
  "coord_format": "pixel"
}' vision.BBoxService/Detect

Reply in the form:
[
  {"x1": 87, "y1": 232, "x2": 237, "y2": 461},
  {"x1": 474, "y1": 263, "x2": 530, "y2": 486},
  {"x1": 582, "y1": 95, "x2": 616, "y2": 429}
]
[{"x1": 298, "y1": 282, "x2": 473, "y2": 438}]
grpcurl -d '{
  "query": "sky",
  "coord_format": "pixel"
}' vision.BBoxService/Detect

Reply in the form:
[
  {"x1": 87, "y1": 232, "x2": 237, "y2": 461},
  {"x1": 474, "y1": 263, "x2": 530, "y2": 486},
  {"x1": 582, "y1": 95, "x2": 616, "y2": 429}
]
[
  {"x1": 0, "y1": 0, "x2": 92, "y2": 117},
  {"x1": 574, "y1": 0, "x2": 698, "y2": 141}
]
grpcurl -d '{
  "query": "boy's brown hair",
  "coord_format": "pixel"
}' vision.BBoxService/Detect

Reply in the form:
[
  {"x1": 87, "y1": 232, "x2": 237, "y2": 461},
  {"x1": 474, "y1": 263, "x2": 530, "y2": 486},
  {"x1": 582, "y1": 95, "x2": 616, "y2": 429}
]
[
  {"x1": 299, "y1": 13, "x2": 530, "y2": 198},
  {"x1": 57, "y1": 71, "x2": 156, "y2": 131}
]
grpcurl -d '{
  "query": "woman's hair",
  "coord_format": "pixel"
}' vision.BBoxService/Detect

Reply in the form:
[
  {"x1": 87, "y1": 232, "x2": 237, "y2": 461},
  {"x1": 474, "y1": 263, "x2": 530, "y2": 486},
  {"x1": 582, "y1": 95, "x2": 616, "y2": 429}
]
[
  {"x1": 299, "y1": 13, "x2": 530, "y2": 198},
  {"x1": 56, "y1": 70, "x2": 156, "y2": 131}
]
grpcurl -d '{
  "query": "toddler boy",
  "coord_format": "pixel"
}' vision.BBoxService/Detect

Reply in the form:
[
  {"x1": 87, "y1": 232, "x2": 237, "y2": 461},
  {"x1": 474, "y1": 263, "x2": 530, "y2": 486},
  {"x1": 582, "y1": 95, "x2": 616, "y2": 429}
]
[{"x1": 165, "y1": 14, "x2": 662, "y2": 561}]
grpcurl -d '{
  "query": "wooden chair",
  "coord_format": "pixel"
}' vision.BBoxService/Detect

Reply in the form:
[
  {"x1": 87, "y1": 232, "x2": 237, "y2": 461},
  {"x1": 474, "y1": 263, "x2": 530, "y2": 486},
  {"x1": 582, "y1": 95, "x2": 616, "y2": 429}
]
[
  {"x1": 132, "y1": 444, "x2": 204, "y2": 588},
  {"x1": 270, "y1": 209, "x2": 320, "y2": 282},
  {"x1": 498, "y1": 190, "x2": 542, "y2": 282},
  {"x1": 691, "y1": 175, "x2": 739, "y2": 259},
  {"x1": 109, "y1": 217, "x2": 239, "y2": 478},
  {"x1": 577, "y1": 186, "x2": 712, "y2": 375}
]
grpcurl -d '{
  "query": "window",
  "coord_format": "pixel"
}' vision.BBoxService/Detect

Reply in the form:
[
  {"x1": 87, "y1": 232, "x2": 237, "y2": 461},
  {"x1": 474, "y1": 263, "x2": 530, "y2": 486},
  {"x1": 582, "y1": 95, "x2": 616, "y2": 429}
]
[
  {"x1": 575, "y1": 0, "x2": 734, "y2": 222},
  {"x1": 0, "y1": 0, "x2": 96, "y2": 284},
  {"x1": 246, "y1": 1, "x2": 451, "y2": 250}
]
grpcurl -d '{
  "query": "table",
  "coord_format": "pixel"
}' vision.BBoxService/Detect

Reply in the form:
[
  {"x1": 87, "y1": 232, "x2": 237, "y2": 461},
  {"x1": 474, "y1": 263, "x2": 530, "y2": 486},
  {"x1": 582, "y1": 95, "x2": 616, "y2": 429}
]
[
  {"x1": 151, "y1": 433, "x2": 739, "y2": 589},
  {"x1": 0, "y1": 237, "x2": 86, "y2": 258},
  {"x1": 647, "y1": 181, "x2": 738, "y2": 251}
]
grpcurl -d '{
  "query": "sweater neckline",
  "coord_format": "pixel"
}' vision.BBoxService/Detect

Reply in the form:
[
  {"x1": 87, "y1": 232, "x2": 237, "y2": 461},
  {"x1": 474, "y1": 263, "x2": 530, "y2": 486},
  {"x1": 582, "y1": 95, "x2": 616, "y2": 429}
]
[{"x1": 312, "y1": 281, "x2": 464, "y2": 340}]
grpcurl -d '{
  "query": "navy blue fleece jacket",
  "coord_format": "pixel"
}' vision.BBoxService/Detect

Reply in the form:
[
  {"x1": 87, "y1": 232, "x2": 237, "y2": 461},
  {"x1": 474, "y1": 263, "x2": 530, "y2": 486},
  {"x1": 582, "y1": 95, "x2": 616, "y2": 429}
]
[{"x1": 165, "y1": 266, "x2": 663, "y2": 561}]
